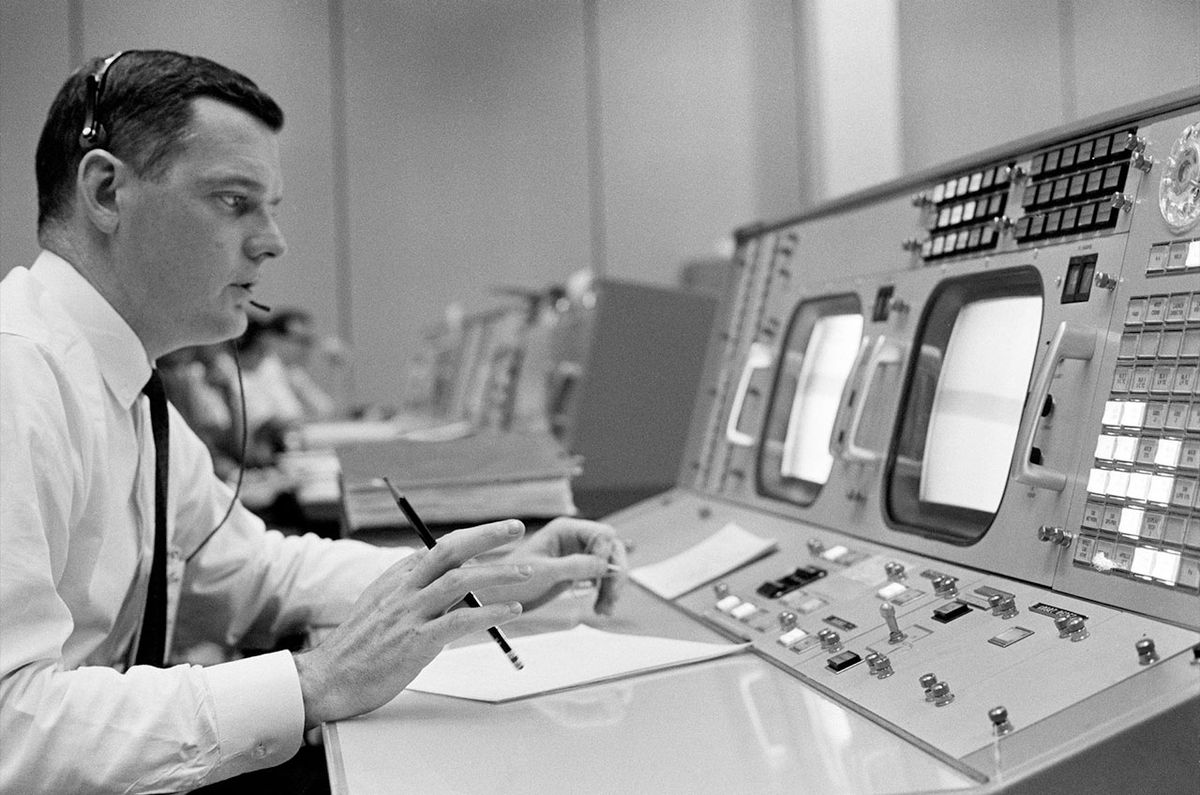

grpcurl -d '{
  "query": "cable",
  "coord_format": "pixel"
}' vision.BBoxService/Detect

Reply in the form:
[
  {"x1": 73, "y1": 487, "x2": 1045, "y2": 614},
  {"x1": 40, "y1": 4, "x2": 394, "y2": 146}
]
[{"x1": 185, "y1": 340, "x2": 248, "y2": 563}]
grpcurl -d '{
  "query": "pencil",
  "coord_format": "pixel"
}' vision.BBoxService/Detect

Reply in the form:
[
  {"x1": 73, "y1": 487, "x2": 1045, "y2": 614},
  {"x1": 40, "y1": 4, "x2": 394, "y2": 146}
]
[{"x1": 382, "y1": 478, "x2": 524, "y2": 671}]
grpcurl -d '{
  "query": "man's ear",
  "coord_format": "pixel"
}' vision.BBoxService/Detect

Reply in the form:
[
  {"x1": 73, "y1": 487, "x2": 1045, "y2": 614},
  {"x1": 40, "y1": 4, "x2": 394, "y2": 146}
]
[{"x1": 76, "y1": 150, "x2": 127, "y2": 235}]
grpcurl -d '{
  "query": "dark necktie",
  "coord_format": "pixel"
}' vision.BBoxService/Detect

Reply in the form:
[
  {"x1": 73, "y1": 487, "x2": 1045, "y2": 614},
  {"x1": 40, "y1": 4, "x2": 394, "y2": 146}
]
[{"x1": 136, "y1": 369, "x2": 169, "y2": 667}]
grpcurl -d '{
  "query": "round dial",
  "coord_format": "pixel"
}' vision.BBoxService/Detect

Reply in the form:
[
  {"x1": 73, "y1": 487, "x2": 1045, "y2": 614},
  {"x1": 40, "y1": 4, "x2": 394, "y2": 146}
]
[{"x1": 1159, "y1": 122, "x2": 1200, "y2": 233}]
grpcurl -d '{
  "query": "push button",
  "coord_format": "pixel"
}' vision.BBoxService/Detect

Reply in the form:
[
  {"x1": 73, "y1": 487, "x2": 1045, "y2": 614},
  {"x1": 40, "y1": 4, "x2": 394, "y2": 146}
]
[
  {"x1": 931, "y1": 601, "x2": 971, "y2": 623},
  {"x1": 826, "y1": 650, "x2": 862, "y2": 672}
]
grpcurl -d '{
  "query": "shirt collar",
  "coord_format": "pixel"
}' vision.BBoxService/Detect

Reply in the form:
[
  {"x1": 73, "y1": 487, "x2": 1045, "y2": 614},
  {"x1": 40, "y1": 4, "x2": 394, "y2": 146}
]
[{"x1": 30, "y1": 250, "x2": 152, "y2": 410}]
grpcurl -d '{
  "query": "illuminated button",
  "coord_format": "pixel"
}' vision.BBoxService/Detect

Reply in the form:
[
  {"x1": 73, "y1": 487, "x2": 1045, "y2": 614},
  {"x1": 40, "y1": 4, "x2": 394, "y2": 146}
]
[
  {"x1": 949, "y1": 204, "x2": 963, "y2": 225},
  {"x1": 944, "y1": 179, "x2": 958, "y2": 200},
  {"x1": 956, "y1": 176, "x2": 970, "y2": 196},
  {"x1": 932, "y1": 183, "x2": 945, "y2": 203},
  {"x1": 1061, "y1": 205, "x2": 1080, "y2": 230},
  {"x1": 1106, "y1": 470, "x2": 1130, "y2": 497},
  {"x1": 877, "y1": 581, "x2": 908, "y2": 600},
  {"x1": 1112, "y1": 367, "x2": 1133, "y2": 393},
  {"x1": 1125, "y1": 298, "x2": 1148, "y2": 324},
  {"x1": 790, "y1": 595, "x2": 826, "y2": 614},
  {"x1": 1094, "y1": 434, "x2": 1117, "y2": 460},
  {"x1": 937, "y1": 207, "x2": 951, "y2": 228},
  {"x1": 1145, "y1": 297, "x2": 1168, "y2": 323},
  {"x1": 1078, "y1": 203, "x2": 1097, "y2": 227},
  {"x1": 1167, "y1": 294, "x2": 1190, "y2": 323},
  {"x1": 1179, "y1": 440, "x2": 1200, "y2": 470},
  {"x1": 1171, "y1": 478, "x2": 1197, "y2": 508},
  {"x1": 777, "y1": 627, "x2": 808, "y2": 646},
  {"x1": 1102, "y1": 165, "x2": 1124, "y2": 190},
  {"x1": 1148, "y1": 474, "x2": 1176, "y2": 503},
  {"x1": 1120, "y1": 401, "x2": 1147, "y2": 427},
  {"x1": 982, "y1": 168, "x2": 997, "y2": 189},
  {"x1": 1181, "y1": 329, "x2": 1200, "y2": 358},
  {"x1": 1188, "y1": 240, "x2": 1200, "y2": 268},
  {"x1": 1118, "y1": 332, "x2": 1139, "y2": 359},
  {"x1": 932, "y1": 236, "x2": 945, "y2": 255},
  {"x1": 967, "y1": 227, "x2": 982, "y2": 248},
  {"x1": 1077, "y1": 139, "x2": 1095, "y2": 163},
  {"x1": 1060, "y1": 144, "x2": 1077, "y2": 169},
  {"x1": 1101, "y1": 505, "x2": 1122, "y2": 533},
  {"x1": 1085, "y1": 169, "x2": 1104, "y2": 194},
  {"x1": 1118, "y1": 507, "x2": 1145, "y2": 536},
  {"x1": 1167, "y1": 242, "x2": 1190, "y2": 271},
  {"x1": 1067, "y1": 174, "x2": 1086, "y2": 198},
  {"x1": 1113, "y1": 435, "x2": 1138, "y2": 462},
  {"x1": 1045, "y1": 210, "x2": 1063, "y2": 233},
  {"x1": 1165, "y1": 403, "x2": 1189, "y2": 430},
  {"x1": 716, "y1": 595, "x2": 742, "y2": 613},
  {"x1": 1082, "y1": 501, "x2": 1104, "y2": 528},
  {"x1": 1144, "y1": 402, "x2": 1168, "y2": 429},
  {"x1": 1141, "y1": 512, "x2": 1166, "y2": 541},
  {"x1": 1131, "y1": 546, "x2": 1157, "y2": 576},
  {"x1": 1159, "y1": 330, "x2": 1184, "y2": 357},
  {"x1": 1022, "y1": 185, "x2": 1038, "y2": 207},
  {"x1": 1035, "y1": 182, "x2": 1053, "y2": 206},
  {"x1": 1176, "y1": 558, "x2": 1200, "y2": 590},
  {"x1": 1130, "y1": 367, "x2": 1153, "y2": 393},
  {"x1": 1126, "y1": 472, "x2": 1151, "y2": 501},
  {"x1": 1045, "y1": 149, "x2": 1061, "y2": 172},
  {"x1": 1074, "y1": 535, "x2": 1096, "y2": 564},
  {"x1": 1052, "y1": 179, "x2": 1069, "y2": 203},
  {"x1": 969, "y1": 172, "x2": 983, "y2": 193},
  {"x1": 1137, "y1": 332, "x2": 1161, "y2": 358},
  {"x1": 1030, "y1": 214, "x2": 1047, "y2": 236},
  {"x1": 1113, "y1": 544, "x2": 1135, "y2": 571},
  {"x1": 1102, "y1": 401, "x2": 1124, "y2": 425},
  {"x1": 821, "y1": 545, "x2": 849, "y2": 562},
  {"x1": 1173, "y1": 366, "x2": 1196, "y2": 393},
  {"x1": 1151, "y1": 366, "x2": 1175, "y2": 393},
  {"x1": 921, "y1": 240, "x2": 933, "y2": 258},
  {"x1": 1156, "y1": 438, "x2": 1183, "y2": 467},
  {"x1": 963, "y1": 200, "x2": 977, "y2": 221},
  {"x1": 730, "y1": 602, "x2": 759, "y2": 620},
  {"x1": 1165, "y1": 516, "x2": 1188, "y2": 545},
  {"x1": 1094, "y1": 538, "x2": 1116, "y2": 561},
  {"x1": 1135, "y1": 437, "x2": 1158, "y2": 465},
  {"x1": 1152, "y1": 549, "x2": 1182, "y2": 584},
  {"x1": 1147, "y1": 245, "x2": 1170, "y2": 273},
  {"x1": 1087, "y1": 468, "x2": 1109, "y2": 495},
  {"x1": 1094, "y1": 134, "x2": 1112, "y2": 159}
]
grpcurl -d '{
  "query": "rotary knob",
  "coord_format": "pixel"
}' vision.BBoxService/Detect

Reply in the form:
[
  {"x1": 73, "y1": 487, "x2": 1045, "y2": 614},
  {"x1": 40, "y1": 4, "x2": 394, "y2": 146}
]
[
  {"x1": 988, "y1": 593, "x2": 1018, "y2": 619},
  {"x1": 884, "y1": 561, "x2": 907, "y2": 582},
  {"x1": 1063, "y1": 616, "x2": 1089, "y2": 642},
  {"x1": 807, "y1": 538, "x2": 826, "y2": 556},
  {"x1": 919, "y1": 672, "x2": 938, "y2": 701},
  {"x1": 818, "y1": 628, "x2": 842, "y2": 652},
  {"x1": 778, "y1": 611, "x2": 797, "y2": 631},
  {"x1": 866, "y1": 652, "x2": 894, "y2": 679},
  {"x1": 713, "y1": 582, "x2": 730, "y2": 599},
  {"x1": 930, "y1": 681, "x2": 954, "y2": 707}
]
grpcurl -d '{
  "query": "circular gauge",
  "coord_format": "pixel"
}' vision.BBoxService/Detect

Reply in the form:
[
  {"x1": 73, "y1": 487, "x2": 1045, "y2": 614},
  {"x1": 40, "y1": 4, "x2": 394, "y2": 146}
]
[{"x1": 1159, "y1": 122, "x2": 1200, "y2": 233}]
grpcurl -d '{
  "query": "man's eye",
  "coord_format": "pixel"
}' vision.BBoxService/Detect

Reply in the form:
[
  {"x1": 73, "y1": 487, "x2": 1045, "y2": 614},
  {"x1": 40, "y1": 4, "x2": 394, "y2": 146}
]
[{"x1": 218, "y1": 194, "x2": 248, "y2": 211}]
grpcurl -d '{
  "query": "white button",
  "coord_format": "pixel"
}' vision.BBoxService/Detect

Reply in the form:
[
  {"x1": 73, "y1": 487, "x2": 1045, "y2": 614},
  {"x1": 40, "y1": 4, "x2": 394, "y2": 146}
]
[
  {"x1": 1118, "y1": 507, "x2": 1144, "y2": 537},
  {"x1": 715, "y1": 595, "x2": 742, "y2": 613},
  {"x1": 777, "y1": 628, "x2": 808, "y2": 646},
  {"x1": 877, "y1": 582, "x2": 907, "y2": 600},
  {"x1": 730, "y1": 602, "x2": 758, "y2": 620},
  {"x1": 1088, "y1": 468, "x2": 1109, "y2": 495},
  {"x1": 1151, "y1": 549, "x2": 1181, "y2": 583},
  {"x1": 1120, "y1": 401, "x2": 1147, "y2": 428},
  {"x1": 1155, "y1": 438, "x2": 1182, "y2": 467},
  {"x1": 1113, "y1": 436, "x2": 1138, "y2": 462},
  {"x1": 1131, "y1": 546, "x2": 1157, "y2": 576},
  {"x1": 1148, "y1": 475, "x2": 1175, "y2": 503},
  {"x1": 1106, "y1": 470, "x2": 1130, "y2": 497},
  {"x1": 1126, "y1": 472, "x2": 1151, "y2": 501},
  {"x1": 821, "y1": 545, "x2": 849, "y2": 562},
  {"x1": 1094, "y1": 435, "x2": 1117, "y2": 460},
  {"x1": 1102, "y1": 401, "x2": 1123, "y2": 425}
]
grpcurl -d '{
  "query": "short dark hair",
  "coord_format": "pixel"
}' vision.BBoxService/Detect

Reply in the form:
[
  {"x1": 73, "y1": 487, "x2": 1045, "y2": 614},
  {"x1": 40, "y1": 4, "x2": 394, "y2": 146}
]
[{"x1": 36, "y1": 49, "x2": 284, "y2": 232}]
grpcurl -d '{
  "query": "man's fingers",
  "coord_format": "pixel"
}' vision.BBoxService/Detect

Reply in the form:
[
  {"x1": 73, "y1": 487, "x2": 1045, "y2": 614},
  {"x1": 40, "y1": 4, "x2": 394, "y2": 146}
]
[
  {"x1": 406, "y1": 519, "x2": 525, "y2": 588},
  {"x1": 414, "y1": 563, "x2": 534, "y2": 617}
]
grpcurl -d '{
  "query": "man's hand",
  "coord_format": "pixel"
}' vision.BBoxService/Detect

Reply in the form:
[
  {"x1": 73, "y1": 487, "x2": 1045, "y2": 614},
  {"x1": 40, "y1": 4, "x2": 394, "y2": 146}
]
[
  {"x1": 293, "y1": 519, "x2": 531, "y2": 728},
  {"x1": 483, "y1": 517, "x2": 628, "y2": 616}
]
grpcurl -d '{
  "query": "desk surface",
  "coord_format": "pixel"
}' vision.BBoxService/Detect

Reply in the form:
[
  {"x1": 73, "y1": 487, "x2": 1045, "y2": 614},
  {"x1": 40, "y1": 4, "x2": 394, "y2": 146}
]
[{"x1": 324, "y1": 583, "x2": 979, "y2": 794}]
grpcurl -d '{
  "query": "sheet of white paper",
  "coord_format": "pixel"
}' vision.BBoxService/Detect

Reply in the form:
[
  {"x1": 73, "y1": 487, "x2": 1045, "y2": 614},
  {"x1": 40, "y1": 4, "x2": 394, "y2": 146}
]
[
  {"x1": 920, "y1": 295, "x2": 1042, "y2": 512},
  {"x1": 406, "y1": 625, "x2": 747, "y2": 702},
  {"x1": 630, "y1": 522, "x2": 777, "y2": 600}
]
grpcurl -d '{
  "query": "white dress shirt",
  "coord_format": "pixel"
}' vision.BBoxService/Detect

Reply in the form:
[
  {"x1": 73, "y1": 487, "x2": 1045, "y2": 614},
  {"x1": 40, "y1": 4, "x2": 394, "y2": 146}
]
[{"x1": 0, "y1": 252, "x2": 408, "y2": 793}]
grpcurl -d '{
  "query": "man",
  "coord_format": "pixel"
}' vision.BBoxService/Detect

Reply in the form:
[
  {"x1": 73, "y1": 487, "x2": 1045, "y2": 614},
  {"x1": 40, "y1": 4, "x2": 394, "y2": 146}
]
[{"x1": 0, "y1": 50, "x2": 625, "y2": 793}]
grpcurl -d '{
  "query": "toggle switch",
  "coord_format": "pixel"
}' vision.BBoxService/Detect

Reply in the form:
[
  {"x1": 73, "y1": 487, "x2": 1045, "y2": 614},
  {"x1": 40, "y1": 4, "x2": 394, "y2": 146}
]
[
  {"x1": 880, "y1": 602, "x2": 907, "y2": 644},
  {"x1": 818, "y1": 628, "x2": 842, "y2": 652},
  {"x1": 930, "y1": 681, "x2": 954, "y2": 707},
  {"x1": 1062, "y1": 616, "x2": 1088, "y2": 642},
  {"x1": 989, "y1": 706, "x2": 1014, "y2": 736},
  {"x1": 866, "y1": 652, "x2": 894, "y2": 679},
  {"x1": 807, "y1": 538, "x2": 826, "y2": 556},
  {"x1": 778, "y1": 611, "x2": 797, "y2": 630},
  {"x1": 885, "y1": 561, "x2": 907, "y2": 582},
  {"x1": 933, "y1": 576, "x2": 959, "y2": 598},
  {"x1": 1136, "y1": 638, "x2": 1160, "y2": 665},
  {"x1": 988, "y1": 593, "x2": 1018, "y2": 619},
  {"x1": 713, "y1": 582, "x2": 730, "y2": 599}
]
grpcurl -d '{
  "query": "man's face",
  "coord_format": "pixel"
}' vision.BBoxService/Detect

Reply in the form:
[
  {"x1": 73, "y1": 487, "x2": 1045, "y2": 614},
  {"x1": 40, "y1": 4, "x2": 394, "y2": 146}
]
[{"x1": 112, "y1": 97, "x2": 285, "y2": 356}]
